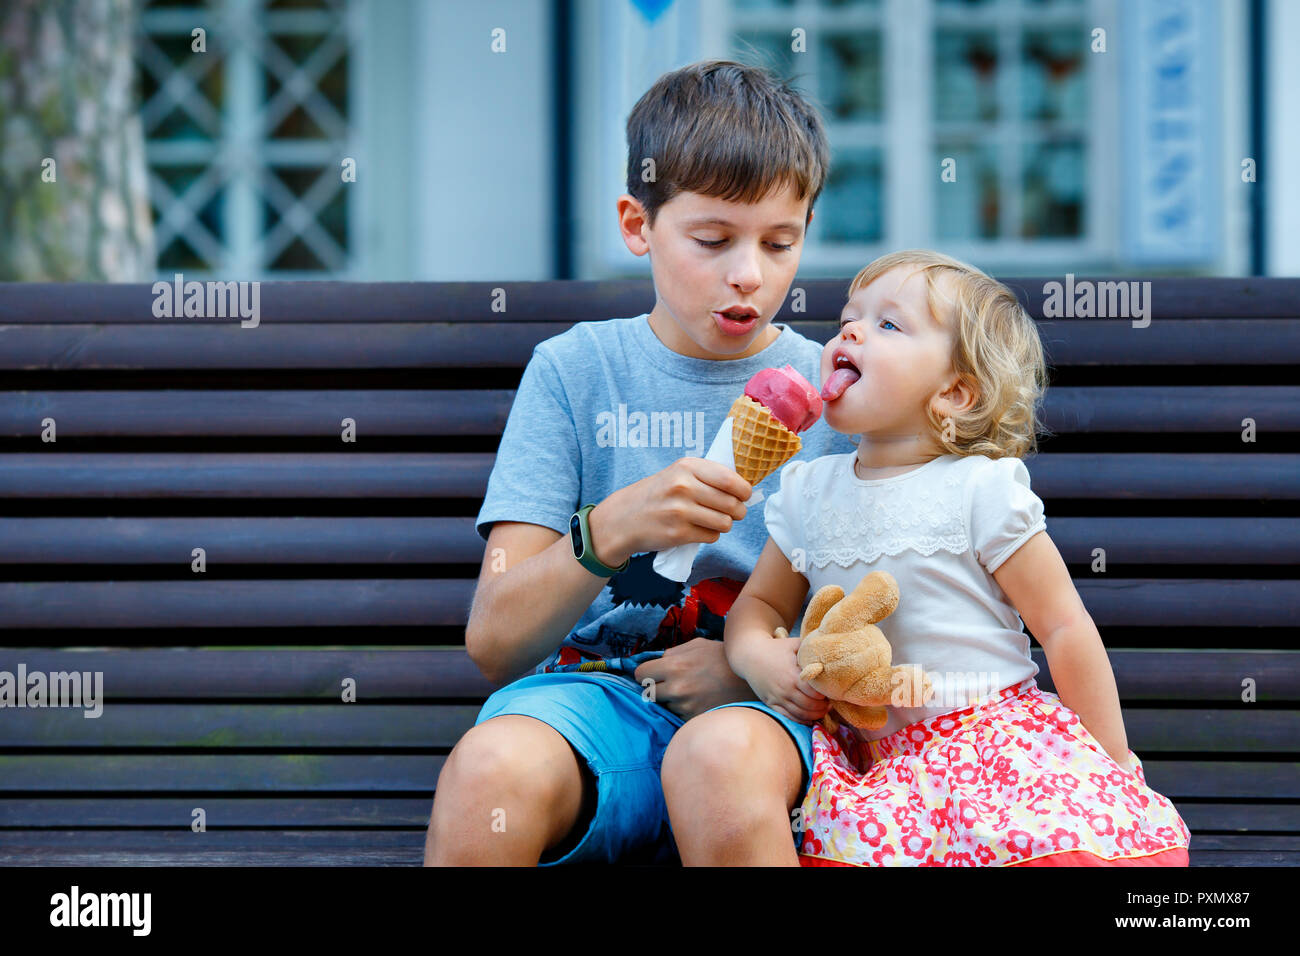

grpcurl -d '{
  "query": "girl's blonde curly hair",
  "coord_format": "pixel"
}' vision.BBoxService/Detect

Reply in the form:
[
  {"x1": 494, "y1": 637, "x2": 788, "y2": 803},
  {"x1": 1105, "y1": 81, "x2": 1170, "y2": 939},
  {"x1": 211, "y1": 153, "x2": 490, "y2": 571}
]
[{"x1": 846, "y1": 249, "x2": 1051, "y2": 460}]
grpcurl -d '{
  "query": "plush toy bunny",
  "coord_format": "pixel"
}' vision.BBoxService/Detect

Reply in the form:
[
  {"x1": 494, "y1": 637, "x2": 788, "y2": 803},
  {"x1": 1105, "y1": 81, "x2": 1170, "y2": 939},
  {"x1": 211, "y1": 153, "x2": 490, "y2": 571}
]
[{"x1": 774, "y1": 570, "x2": 932, "y2": 733}]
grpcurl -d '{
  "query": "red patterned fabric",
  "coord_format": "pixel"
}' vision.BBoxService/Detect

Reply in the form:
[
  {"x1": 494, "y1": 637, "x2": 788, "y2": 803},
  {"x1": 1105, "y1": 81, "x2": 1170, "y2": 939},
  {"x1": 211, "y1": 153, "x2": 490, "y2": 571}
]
[{"x1": 796, "y1": 679, "x2": 1191, "y2": 867}]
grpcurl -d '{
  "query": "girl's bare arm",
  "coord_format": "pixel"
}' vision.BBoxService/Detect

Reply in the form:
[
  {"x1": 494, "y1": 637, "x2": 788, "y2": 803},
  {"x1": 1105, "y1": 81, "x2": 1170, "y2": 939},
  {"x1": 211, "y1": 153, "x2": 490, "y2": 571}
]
[
  {"x1": 992, "y1": 531, "x2": 1132, "y2": 770},
  {"x1": 725, "y1": 538, "x2": 832, "y2": 725}
]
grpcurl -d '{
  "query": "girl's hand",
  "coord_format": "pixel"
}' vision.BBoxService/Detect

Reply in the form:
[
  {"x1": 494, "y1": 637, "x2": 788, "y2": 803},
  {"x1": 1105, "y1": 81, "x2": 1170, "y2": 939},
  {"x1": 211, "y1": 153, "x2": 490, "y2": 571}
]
[{"x1": 737, "y1": 630, "x2": 831, "y2": 725}]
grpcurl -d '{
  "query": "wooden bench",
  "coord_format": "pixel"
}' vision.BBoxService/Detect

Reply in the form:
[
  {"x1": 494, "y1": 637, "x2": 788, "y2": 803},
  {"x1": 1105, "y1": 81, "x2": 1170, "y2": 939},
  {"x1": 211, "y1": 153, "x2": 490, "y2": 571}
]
[{"x1": 0, "y1": 278, "x2": 1296, "y2": 866}]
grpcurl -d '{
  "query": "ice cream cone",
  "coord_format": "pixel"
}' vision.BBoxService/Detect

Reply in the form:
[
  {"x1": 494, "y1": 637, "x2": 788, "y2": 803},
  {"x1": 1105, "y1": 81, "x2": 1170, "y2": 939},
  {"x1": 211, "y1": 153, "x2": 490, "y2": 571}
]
[{"x1": 728, "y1": 394, "x2": 802, "y2": 485}]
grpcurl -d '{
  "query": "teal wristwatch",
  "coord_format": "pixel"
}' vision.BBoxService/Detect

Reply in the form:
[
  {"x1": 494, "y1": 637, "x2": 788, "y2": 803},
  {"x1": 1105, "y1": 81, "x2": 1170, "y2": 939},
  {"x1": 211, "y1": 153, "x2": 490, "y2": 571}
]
[{"x1": 570, "y1": 503, "x2": 630, "y2": 577}]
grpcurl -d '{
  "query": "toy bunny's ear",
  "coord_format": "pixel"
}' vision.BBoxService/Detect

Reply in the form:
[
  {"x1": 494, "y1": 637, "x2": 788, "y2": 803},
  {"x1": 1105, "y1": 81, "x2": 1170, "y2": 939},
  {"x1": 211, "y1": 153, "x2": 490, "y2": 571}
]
[
  {"x1": 823, "y1": 571, "x2": 899, "y2": 630},
  {"x1": 800, "y1": 585, "x2": 844, "y2": 634}
]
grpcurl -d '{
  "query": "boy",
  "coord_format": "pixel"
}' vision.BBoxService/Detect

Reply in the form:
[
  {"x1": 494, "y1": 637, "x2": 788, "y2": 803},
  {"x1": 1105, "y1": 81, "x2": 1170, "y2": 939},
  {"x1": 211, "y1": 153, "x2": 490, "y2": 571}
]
[{"x1": 424, "y1": 59, "x2": 854, "y2": 866}]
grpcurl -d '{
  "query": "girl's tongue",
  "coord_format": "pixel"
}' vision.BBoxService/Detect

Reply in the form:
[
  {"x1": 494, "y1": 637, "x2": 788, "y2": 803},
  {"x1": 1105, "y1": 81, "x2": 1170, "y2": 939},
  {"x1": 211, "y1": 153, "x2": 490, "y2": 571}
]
[{"x1": 821, "y1": 366, "x2": 861, "y2": 402}]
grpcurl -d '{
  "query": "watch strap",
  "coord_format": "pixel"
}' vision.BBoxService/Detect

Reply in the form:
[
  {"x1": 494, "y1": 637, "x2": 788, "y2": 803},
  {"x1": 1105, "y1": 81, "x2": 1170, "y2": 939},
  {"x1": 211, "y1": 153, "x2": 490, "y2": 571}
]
[{"x1": 572, "y1": 503, "x2": 629, "y2": 576}]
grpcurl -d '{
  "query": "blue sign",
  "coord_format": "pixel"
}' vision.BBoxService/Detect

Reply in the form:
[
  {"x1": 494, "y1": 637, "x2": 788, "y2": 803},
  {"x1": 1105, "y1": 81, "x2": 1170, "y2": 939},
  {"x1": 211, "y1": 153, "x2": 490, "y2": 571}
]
[
  {"x1": 1121, "y1": 0, "x2": 1222, "y2": 264},
  {"x1": 630, "y1": 0, "x2": 674, "y2": 23}
]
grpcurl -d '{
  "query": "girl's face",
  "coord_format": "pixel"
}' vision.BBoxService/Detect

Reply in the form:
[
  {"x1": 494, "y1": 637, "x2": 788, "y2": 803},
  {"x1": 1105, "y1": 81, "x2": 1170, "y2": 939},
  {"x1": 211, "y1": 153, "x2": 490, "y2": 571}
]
[{"x1": 820, "y1": 265, "x2": 960, "y2": 440}]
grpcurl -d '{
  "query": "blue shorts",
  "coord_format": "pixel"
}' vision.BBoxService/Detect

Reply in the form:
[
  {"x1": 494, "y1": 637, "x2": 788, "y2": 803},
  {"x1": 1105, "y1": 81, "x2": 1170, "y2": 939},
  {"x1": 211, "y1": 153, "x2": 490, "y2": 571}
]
[{"x1": 473, "y1": 671, "x2": 815, "y2": 865}]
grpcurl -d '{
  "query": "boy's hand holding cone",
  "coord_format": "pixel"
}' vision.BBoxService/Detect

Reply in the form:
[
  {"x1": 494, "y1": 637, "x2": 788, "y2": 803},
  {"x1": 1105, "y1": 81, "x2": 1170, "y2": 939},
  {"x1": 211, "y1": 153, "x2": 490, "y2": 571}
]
[{"x1": 653, "y1": 365, "x2": 823, "y2": 582}]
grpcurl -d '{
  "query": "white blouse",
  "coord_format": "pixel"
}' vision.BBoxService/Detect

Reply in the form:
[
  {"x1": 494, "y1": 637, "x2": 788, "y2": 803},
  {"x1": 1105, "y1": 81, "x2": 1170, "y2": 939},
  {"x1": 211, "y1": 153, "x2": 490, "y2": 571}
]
[{"x1": 762, "y1": 451, "x2": 1048, "y2": 741}]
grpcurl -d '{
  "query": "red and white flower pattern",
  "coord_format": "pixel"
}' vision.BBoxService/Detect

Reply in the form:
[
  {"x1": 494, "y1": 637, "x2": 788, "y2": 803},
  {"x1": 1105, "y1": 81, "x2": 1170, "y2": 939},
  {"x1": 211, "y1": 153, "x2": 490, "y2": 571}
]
[{"x1": 798, "y1": 679, "x2": 1191, "y2": 867}]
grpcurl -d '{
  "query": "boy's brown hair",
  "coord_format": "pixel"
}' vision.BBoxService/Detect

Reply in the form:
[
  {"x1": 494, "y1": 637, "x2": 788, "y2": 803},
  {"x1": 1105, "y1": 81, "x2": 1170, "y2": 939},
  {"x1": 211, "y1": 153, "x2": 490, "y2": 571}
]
[{"x1": 625, "y1": 59, "x2": 831, "y2": 230}]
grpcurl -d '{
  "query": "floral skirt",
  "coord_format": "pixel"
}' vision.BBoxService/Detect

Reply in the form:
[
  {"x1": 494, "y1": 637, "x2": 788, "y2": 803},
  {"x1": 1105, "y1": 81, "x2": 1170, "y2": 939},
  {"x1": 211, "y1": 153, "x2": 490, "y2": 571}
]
[{"x1": 797, "y1": 679, "x2": 1191, "y2": 866}]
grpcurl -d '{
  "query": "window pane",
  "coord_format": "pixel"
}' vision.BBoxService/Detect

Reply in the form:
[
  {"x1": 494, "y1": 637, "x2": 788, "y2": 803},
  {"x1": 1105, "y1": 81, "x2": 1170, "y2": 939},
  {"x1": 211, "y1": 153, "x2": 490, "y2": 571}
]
[
  {"x1": 1022, "y1": 28, "x2": 1087, "y2": 123},
  {"x1": 818, "y1": 148, "x2": 884, "y2": 242},
  {"x1": 733, "y1": 31, "x2": 799, "y2": 79},
  {"x1": 1021, "y1": 138, "x2": 1085, "y2": 237},
  {"x1": 934, "y1": 143, "x2": 1000, "y2": 239},
  {"x1": 935, "y1": 31, "x2": 999, "y2": 122},
  {"x1": 819, "y1": 31, "x2": 883, "y2": 121}
]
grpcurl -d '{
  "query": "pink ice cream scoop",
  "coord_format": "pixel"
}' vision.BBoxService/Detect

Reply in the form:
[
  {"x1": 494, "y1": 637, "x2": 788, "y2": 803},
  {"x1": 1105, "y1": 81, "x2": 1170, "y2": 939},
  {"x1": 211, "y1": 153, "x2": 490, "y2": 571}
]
[{"x1": 744, "y1": 364, "x2": 824, "y2": 434}]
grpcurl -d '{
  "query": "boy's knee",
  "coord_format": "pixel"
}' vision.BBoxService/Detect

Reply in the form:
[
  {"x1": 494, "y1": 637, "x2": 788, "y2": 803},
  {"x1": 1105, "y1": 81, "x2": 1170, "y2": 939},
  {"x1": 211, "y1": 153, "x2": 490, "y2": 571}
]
[
  {"x1": 438, "y1": 718, "x2": 573, "y2": 808},
  {"x1": 662, "y1": 707, "x2": 792, "y2": 790}
]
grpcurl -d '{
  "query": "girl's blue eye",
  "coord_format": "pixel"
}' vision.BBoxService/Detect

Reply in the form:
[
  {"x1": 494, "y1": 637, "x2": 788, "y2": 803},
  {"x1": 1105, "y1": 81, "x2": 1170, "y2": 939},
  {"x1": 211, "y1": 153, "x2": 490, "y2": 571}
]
[{"x1": 839, "y1": 318, "x2": 899, "y2": 331}]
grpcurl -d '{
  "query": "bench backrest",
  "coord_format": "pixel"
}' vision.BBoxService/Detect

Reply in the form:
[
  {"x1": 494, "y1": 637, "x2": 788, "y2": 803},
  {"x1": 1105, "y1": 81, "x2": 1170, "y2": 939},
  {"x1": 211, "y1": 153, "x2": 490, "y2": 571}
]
[{"x1": 0, "y1": 278, "x2": 1296, "y2": 861}]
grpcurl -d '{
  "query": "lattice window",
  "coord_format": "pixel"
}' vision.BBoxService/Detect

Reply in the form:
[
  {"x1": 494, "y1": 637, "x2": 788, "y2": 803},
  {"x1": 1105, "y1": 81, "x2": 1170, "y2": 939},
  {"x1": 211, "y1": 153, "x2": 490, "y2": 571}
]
[{"x1": 136, "y1": 0, "x2": 359, "y2": 278}]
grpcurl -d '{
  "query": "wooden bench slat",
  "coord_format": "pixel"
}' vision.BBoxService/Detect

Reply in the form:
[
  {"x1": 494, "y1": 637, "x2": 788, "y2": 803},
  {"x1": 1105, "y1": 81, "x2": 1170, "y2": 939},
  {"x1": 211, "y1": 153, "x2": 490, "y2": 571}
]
[
  {"x1": 0, "y1": 387, "x2": 1295, "y2": 436},
  {"x1": 1030, "y1": 649, "x2": 1300, "y2": 701},
  {"x1": 0, "y1": 452, "x2": 493, "y2": 497},
  {"x1": 1026, "y1": 454, "x2": 1300, "y2": 499},
  {"x1": 2, "y1": 797, "x2": 1291, "y2": 833},
  {"x1": 1, "y1": 453, "x2": 1295, "y2": 500},
  {"x1": 0, "y1": 578, "x2": 1293, "y2": 628},
  {"x1": 1, "y1": 704, "x2": 1293, "y2": 752},
  {"x1": 0, "y1": 755, "x2": 1292, "y2": 799},
  {"x1": 0, "y1": 797, "x2": 435, "y2": 828},
  {"x1": 1187, "y1": 850, "x2": 1300, "y2": 866},
  {"x1": 1108, "y1": 803, "x2": 1300, "y2": 834},
  {"x1": 0, "y1": 580, "x2": 476, "y2": 627},
  {"x1": 1045, "y1": 387, "x2": 1300, "y2": 431},
  {"x1": 0, "y1": 754, "x2": 445, "y2": 791},
  {"x1": 0, "y1": 830, "x2": 426, "y2": 868},
  {"x1": 0, "y1": 320, "x2": 1296, "y2": 368},
  {"x1": 0, "y1": 516, "x2": 1295, "y2": 566},
  {"x1": 1139, "y1": 762, "x2": 1300, "y2": 799},
  {"x1": 4, "y1": 279, "x2": 1298, "y2": 323},
  {"x1": 1047, "y1": 517, "x2": 1300, "y2": 564},
  {"x1": 0, "y1": 390, "x2": 516, "y2": 436},
  {"x1": 3, "y1": 838, "x2": 1280, "y2": 866},
  {"x1": 1, "y1": 649, "x2": 496, "y2": 697},
  {"x1": 1072, "y1": 579, "x2": 1300, "y2": 627},
  {"x1": 4, "y1": 649, "x2": 1296, "y2": 701},
  {"x1": 0, "y1": 704, "x2": 480, "y2": 748},
  {"x1": 0, "y1": 517, "x2": 486, "y2": 564}
]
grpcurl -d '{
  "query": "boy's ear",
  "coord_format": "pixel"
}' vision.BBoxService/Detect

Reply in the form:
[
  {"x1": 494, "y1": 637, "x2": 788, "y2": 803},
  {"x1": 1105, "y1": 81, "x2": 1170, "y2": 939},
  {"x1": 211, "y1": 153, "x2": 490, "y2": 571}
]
[{"x1": 617, "y1": 194, "x2": 651, "y2": 257}]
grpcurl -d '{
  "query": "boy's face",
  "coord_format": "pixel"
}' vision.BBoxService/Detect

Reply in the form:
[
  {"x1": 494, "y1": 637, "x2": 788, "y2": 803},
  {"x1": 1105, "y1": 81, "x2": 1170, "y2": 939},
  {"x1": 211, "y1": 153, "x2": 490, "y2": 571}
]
[
  {"x1": 821, "y1": 265, "x2": 963, "y2": 440},
  {"x1": 618, "y1": 182, "x2": 812, "y2": 361}
]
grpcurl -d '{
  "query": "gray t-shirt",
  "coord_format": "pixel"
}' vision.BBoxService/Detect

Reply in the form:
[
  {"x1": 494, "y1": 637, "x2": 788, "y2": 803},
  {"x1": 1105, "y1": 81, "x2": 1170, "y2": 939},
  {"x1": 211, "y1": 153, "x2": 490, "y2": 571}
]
[{"x1": 475, "y1": 313, "x2": 858, "y2": 675}]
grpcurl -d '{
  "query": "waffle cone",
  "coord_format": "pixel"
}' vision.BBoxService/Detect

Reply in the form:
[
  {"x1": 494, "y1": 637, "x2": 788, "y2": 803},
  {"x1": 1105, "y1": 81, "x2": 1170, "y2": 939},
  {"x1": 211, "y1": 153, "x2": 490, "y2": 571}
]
[{"x1": 728, "y1": 394, "x2": 802, "y2": 485}]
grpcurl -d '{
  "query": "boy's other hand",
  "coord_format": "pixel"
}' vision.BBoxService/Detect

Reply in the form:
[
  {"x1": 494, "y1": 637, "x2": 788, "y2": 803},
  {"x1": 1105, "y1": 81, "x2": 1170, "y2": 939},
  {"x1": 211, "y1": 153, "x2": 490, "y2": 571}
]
[
  {"x1": 633, "y1": 637, "x2": 757, "y2": 721},
  {"x1": 593, "y1": 458, "x2": 753, "y2": 563}
]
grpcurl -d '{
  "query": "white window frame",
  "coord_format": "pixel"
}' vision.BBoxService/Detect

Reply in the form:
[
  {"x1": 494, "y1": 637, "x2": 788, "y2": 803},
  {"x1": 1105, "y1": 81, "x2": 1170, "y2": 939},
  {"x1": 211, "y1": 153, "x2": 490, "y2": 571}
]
[
  {"x1": 581, "y1": 0, "x2": 1127, "y2": 278},
  {"x1": 708, "y1": 0, "x2": 1120, "y2": 274}
]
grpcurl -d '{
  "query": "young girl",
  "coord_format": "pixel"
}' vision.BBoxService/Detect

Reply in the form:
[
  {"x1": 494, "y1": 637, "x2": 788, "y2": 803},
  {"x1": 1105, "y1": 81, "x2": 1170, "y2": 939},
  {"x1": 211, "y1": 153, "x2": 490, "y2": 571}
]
[{"x1": 725, "y1": 249, "x2": 1191, "y2": 866}]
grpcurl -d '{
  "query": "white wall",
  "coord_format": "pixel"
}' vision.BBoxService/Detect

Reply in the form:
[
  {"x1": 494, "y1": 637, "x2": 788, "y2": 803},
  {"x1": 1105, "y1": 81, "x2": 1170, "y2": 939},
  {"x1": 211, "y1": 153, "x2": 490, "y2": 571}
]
[
  {"x1": 410, "y1": 0, "x2": 554, "y2": 280},
  {"x1": 1266, "y1": 0, "x2": 1300, "y2": 275}
]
